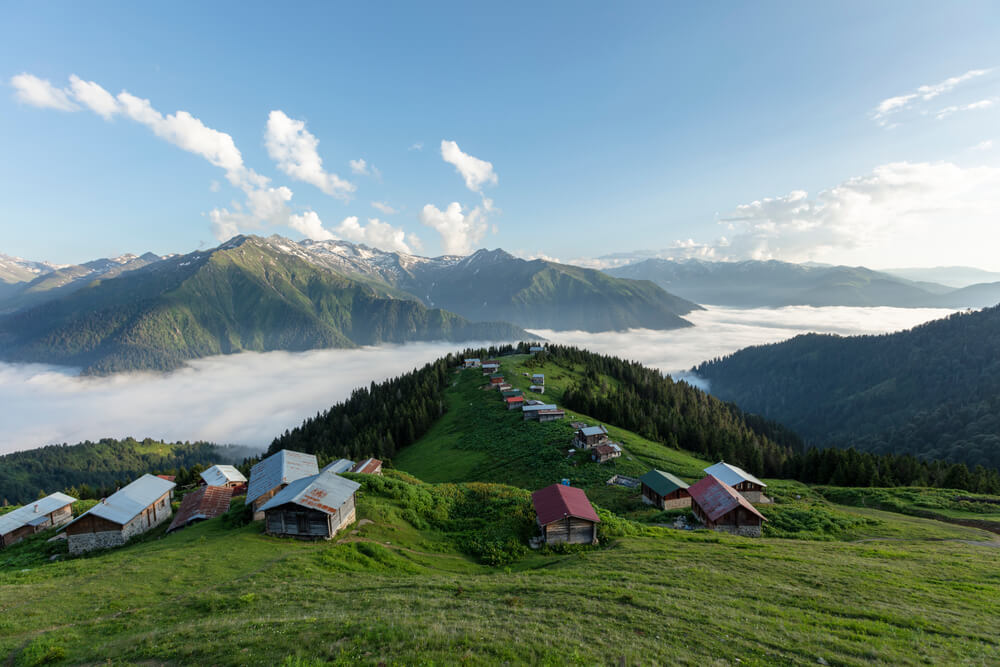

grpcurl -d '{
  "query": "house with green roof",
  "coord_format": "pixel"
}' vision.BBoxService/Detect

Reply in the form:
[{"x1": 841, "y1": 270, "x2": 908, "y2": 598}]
[{"x1": 640, "y1": 469, "x2": 692, "y2": 510}]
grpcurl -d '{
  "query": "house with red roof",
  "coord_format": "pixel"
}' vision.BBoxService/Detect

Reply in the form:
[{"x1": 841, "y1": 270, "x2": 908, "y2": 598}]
[
  {"x1": 531, "y1": 484, "x2": 600, "y2": 545},
  {"x1": 688, "y1": 475, "x2": 767, "y2": 537},
  {"x1": 505, "y1": 395, "x2": 525, "y2": 410}
]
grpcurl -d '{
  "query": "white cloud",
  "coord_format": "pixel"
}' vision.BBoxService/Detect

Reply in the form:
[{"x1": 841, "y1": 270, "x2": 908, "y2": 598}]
[
  {"x1": 873, "y1": 68, "x2": 993, "y2": 124},
  {"x1": 334, "y1": 216, "x2": 415, "y2": 254},
  {"x1": 288, "y1": 211, "x2": 336, "y2": 242},
  {"x1": 349, "y1": 158, "x2": 368, "y2": 174},
  {"x1": 419, "y1": 202, "x2": 488, "y2": 255},
  {"x1": 408, "y1": 142, "x2": 423, "y2": 151},
  {"x1": 971, "y1": 139, "x2": 994, "y2": 151},
  {"x1": 936, "y1": 98, "x2": 995, "y2": 119},
  {"x1": 68, "y1": 75, "x2": 120, "y2": 119},
  {"x1": 10, "y1": 73, "x2": 78, "y2": 111},
  {"x1": 265, "y1": 110, "x2": 355, "y2": 198},
  {"x1": 701, "y1": 161, "x2": 1000, "y2": 268},
  {"x1": 371, "y1": 201, "x2": 398, "y2": 215},
  {"x1": 440, "y1": 140, "x2": 497, "y2": 192}
]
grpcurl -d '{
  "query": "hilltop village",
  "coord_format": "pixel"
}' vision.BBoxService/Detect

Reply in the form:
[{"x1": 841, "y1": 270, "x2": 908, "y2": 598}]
[{"x1": 1, "y1": 351, "x2": 770, "y2": 554}]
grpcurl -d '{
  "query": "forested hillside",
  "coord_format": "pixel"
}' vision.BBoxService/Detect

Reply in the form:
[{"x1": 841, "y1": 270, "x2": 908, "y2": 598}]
[
  {"x1": 0, "y1": 437, "x2": 251, "y2": 504},
  {"x1": 696, "y1": 306, "x2": 1000, "y2": 470}
]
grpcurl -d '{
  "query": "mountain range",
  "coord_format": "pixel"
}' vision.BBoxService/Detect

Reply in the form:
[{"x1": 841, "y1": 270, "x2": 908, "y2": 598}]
[
  {"x1": 694, "y1": 305, "x2": 1000, "y2": 470},
  {"x1": 607, "y1": 258, "x2": 1000, "y2": 309},
  {"x1": 0, "y1": 236, "x2": 698, "y2": 373}
]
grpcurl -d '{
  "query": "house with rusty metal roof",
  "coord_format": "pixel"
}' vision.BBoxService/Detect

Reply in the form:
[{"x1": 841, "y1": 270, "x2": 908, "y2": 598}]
[
  {"x1": 688, "y1": 475, "x2": 767, "y2": 537},
  {"x1": 65, "y1": 474, "x2": 176, "y2": 554},
  {"x1": 167, "y1": 485, "x2": 234, "y2": 533},
  {"x1": 505, "y1": 395, "x2": 525, "y2": 410},
  {"x1": 640, "y1": 470, "x2": 691, "y2": 509},
  {"x1": 590, "y1": 442, "x2": 622, "y2": 463},
  {"x1": 259, "y1": 470, "x2": 361, "y2": 540},
  {"x1": 200, "y1": 465, "x2": 247, "y2": 490},
  {"x1": 351, "y1": 458, "x2": 383, "y2": 475},
  {"x1": 246, "y1": 449, "x2": 319, "y2": 519},
  {"x1": 703, "y1": 461, "x2": 770, "y2": 503},
  {"x1": 0, "y1": 492, "x2": 76, "y2": 548},
  {"x1": 531, "y1": 484, "x2": 600, "y2": 545}
]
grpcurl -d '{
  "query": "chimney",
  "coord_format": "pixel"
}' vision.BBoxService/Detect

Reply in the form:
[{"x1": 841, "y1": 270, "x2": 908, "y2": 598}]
[{"x1": 33, "y1": 504, "x2": 38, "y2": 512}]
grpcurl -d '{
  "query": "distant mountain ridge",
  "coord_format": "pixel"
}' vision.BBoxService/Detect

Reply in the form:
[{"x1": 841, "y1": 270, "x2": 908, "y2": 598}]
[{"x1": 607, "y1": 258, "x2": 1000, "y2": 309}]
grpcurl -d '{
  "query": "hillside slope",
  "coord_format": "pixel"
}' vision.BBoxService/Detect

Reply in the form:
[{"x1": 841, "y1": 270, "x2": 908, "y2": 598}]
[
  {"x1": 695, "y1": 306, "x2": 1000, "y2": 469},
  {"x1": 0, "y1": 237, "x2": 528, "y2": 373}
]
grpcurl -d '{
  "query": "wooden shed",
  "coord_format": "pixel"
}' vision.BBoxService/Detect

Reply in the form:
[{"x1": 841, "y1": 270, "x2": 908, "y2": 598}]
[
  {"x1": 506, "y1": 395, "x2": 525, "y2": 410},
  {"x1": 65, "y1": 475, "x2": 176, "y2": 554},
  {"x1": 259, "y1": 470, "x2": 361, "y2": 540},
  {"x1": 0, "y1": 493, "x2": 76, "y2": 548},
  {"x1": 531, "y1": 484, "x2": 600, "y2": 545},
  {"x1": 703, "y1": 462, "x2": 770, "y2": 503},
  {"x1": 537, "y1": 409, "x2": 565, "y2": 422},
  {"x1": 640, "y1": 470, "x2": 691, "y2": 509},
  {"x1": 688, "y1": 475, "x2": 767, "y2": 537},
  {"x1": 591, "y1": 443, "x2": 622, "y2": 463},
  {"x1": 245, "y1": 449, "x2": 319, "y2": 520}
]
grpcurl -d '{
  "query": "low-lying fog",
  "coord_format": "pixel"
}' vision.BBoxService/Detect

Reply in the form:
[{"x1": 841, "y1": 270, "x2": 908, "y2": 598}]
[{"x1": 0, "y1": 306, "x2": 955, "y2": 455}]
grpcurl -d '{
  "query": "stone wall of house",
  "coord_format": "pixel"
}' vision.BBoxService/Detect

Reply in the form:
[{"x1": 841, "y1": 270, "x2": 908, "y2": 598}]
[
  {"x1": 69, "y1": 530, "x2": 126, "y2": 555},
  {"x1": 713, "y1": 524, "x2": 762, "y2": 538},
  {"x1": 739, "y1": 490, "x2": 770, "y2": 504}
]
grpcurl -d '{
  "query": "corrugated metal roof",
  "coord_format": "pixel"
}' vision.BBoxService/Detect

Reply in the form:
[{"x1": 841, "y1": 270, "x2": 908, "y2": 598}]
[
  {"x1": 580, "y1": 425, "x2": 608, "y2": 437},
  {"x1": 246, "y1": 449, "x2": 319, "y2": 505},
  {"x1": 538, "y1": 409, "x2": 564, "y2": 416},
  {"x1": 505, "y1": 395, "x2": 524, "y2": 403},
  {"x1": 351, "y1": 458, "x2": 382, "y2": 474},
  {"x1": 640, "y1": 470, "x2": 689, "y2": 497},
  {"x1": 688, "y1": 475, "x2": 766, "y2": 523},
  {"x1": 522, "y1": 403, "x2": 557, "y2": 412},
  {"x1": 591, "y1": 444, "x2": 620, "y2": 457},
  {"x1": 532, "y1": 484, "x2": 600, "y2": 526},
  {"x1": 532, "y1": 373, "x2": 545, "y2": 380},
  {"x1": 167, "y1": 486, "x2": 233, "y2": 532},
  {"x1": 258, "y1": 470, "x2": 361, "y2": 515},
  {"x1": 0, "y1": 492, "x2": 76, "y2": 535},
  {"x1": 69, "y1": 475, "x2": 175, "y2": 527},
  {"x1": 200, "y1": 465, "x2": 247, "y2": 487},
  {"x1": 704, "y1": 461, "x2": 766, "y2": 488},
  {"x1": 320, "y1": 459, "x2": 355, "y2": 474}
]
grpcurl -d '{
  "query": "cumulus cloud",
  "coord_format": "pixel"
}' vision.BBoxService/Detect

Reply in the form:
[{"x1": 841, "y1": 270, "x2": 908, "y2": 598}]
[
  {"x1": 10, "y1": 73, "x2": 78, "y2": 111},
  {"x1": 349, "y1": 158, "x2": 368, "y2": 175},
  {"x1": 288, "y1": 210, "x2": 336, "y2": 241},
  {"x1": 686, "y1": 161, "x2": 1000, "y2": 269},
  {"x1": 419, "y1": 202, "x2": 488, "y2": 255},
  {"x1": 371, "y1": 201, "x2": 398, "y2": 215},
  {"x1": 264, "y1": 110, "x2": 355, "y2": 198},
  {"x1": 873, "y1": 68, "x2": 993, "y2": 125},
  {"x1": 334, "y1": 216, "x2": 417, "y2": 253},
  {"x1": 68, "y1": 74, "x2": 120, "y2": 119},
  {"x1": 440, "y1": 140, "x2": 497, "y2": 192}
]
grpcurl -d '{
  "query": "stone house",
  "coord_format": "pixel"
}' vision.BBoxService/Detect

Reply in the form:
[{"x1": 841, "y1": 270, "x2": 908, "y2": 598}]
[
  {"x1": 65, "y1": 475, "x2": 176, "y2": 554},
  {"x1": 0, "y1": 492, "x2": 76, "y2": 548}
]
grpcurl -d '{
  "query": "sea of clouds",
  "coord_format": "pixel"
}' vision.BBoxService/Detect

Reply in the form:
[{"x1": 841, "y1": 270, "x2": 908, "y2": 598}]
[{"x1": 0, "y1": 306, "x2": 956, "y2": 455}]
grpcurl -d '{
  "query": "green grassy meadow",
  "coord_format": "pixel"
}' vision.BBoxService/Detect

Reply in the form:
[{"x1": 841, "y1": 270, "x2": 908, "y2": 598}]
[{"x1": 3, "y1": 354, "x2": 1000, "y2": 665}]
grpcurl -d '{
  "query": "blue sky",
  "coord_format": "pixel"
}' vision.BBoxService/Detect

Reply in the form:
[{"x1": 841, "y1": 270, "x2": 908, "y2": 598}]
[{"x1": 3, "y1": 2, "x2": 1000, "y2": 268}]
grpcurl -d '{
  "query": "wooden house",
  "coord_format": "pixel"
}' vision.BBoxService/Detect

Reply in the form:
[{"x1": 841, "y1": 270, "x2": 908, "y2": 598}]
[
  {"x1": 65, "y1": 475, "x2": 176, "y2": 554},
  {"x1": 260, "y1": 470, "x2": 361, "y2": 540},
  {"x1": 538, "y1": 409, "x2": 566, "y2": 422},
  {"x1": 531, "y1": 484, "x2": 600, "y2": 545},
  {"x1": 200, "y1": 465, "x2": 248, "y2": 492},
  {"x1": 482, "y1": 362, "x2": 500, "y2": 375},
  {"x1": 703, "y1": 462, "x2": 770, "y2": 503},
  {"x1": 463, "y1": 358, "x2": 482, "y2": 368},
  {"x1": 501, "y1": 389, "x2": 523, "y2": 398},
  {"x1": 529, "y1": 385, "x2": 545, "y2": 394},
  {"x1": 0, "y1": 492, "x2": 76, "y2": 548},
  {"x1": 575, "y1": 425, "x2": 609, "y2": 449},
  {"x1": 245, "y1": 449, "x2": 319, "y2": 520},
  {"x1": 531, "y1": 373, "x2": 545, "y2": 385},
  {"x1": 506, "y1": 395, "x2": 525, "y2": 410},
  {"x1": 522, "y1": 404, "x2": 558, "y2": 420},
  {"x1": 489, "y1": 374, "x2": 505, "y2": 386},
  {"x1": 351, "y1": 458, "x2": 383, "y2": 475},
  {"x1": 167, "y1": 485, "x2": 233, "y2": 533},
  {"x1": 497, "y1": 383, "x2": 513, "y2": 392},
  {"x1": 688, "y1": 475, "x2": 767, "y2": 537},
  {"x1": 590, "y1": 443, "x2": 622, "y2": 463},
  {"x1": 640, "y1": 470, "x2": 691, "y2": 509}
]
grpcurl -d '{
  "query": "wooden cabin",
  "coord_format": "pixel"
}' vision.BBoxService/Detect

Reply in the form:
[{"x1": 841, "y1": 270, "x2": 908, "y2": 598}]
[
  {"x1": 575, "y1": 425, "x2": 609, "y2": 449},
  {"x1": 351, "y1": 458, "x2": 383, "y2": 475},
  {"x1": 591, "y1": 443, "x2": 622, "y2": 463},
  {"x1": 0, "y1": 493, "x2": 76, "y2": 548},
  {"x1": 703, "y1": 462, "x2": 770, "y2": 503},
  {"x1": 522, "y1": 404, "x2": 558, "y2": 420},
  {"x1": 167, "y1": 485, "x2": 233, "y2": 533},
  {"x1": 531, "y1": 484, "x2": 600, "y2": 545},
  {"x1": 489, "y1": 374, "x2": 505, "y2": 386},
  {"x1": 529, "y1": 385, "x2": 545, "y2": 394},
  {"x1": 200, "y1": 464, "x2": 248, "y2": 491},
  {"x1": 260, "y1": 471, "x2": 361, "y2": 540},
  {"x1": 688, "y1": 475, "x2": 767, "y2": 537},
  {"x1": 65, "y1": 475, "x2": 176, "y2": 554},
  {"x1": 463, "y1": 358, "x2": 482, "y2": 368},
  {"x1": 531, "y1": 374, "x2": 545, "y2": 385},
  {"x1": 497, "y1": 383, "x2": 513, "y2": 392},
  {"x1": 482, "y1": 362, "x2": 500, "y2": 375},
  {"x1": 538, "y1": 409, "x2": 565, "y2": 422},
  {"x1": 245, "y1": 449, "x2": 319, "y2": 520},
  {"x1": 640, "y1": 470, "x2": 691, "y2": 509},
  {"x1": 506, "y1": 395, "x2": 525, "y2": 410}
]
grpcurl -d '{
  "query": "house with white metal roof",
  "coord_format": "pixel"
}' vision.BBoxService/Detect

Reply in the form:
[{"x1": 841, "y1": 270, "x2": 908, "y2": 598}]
[
  {"x1": 260, "y1": 470, "x2": 361, "y2": 540},
  {"x1": 320, "y1": 458, "x2": 355, "y2": 474},
  {"x1": 575, "y1": 425, "x2": 609, "y2": 449},
  {"x1": 246, "y1": 449, "x2": 319, "y2": 519},
  {"x1": 65, "y1": 475, "x2": 176, "y2": 554},
  {"x1": 522, "y1": 403, "x2": 558, "y2": 420},
  {"x1": 200, "y1": 464, "x2": 247, "y2": 489},
  {"x1": 0, "y1": 492, "x2": 76, "y2": 548},
  {"x1": 703, "y1": 462, "x2": 770, "y2": 503}
]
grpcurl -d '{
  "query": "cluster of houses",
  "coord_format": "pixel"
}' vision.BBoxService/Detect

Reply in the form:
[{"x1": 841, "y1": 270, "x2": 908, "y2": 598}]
[
  {"x1": 470, "y1": 358, "x2": 565, "y2": 422},
  {"x1": 571, "y1": 423, "x2": 623, "y2": 464}
]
